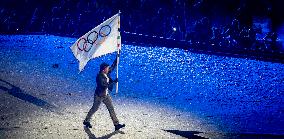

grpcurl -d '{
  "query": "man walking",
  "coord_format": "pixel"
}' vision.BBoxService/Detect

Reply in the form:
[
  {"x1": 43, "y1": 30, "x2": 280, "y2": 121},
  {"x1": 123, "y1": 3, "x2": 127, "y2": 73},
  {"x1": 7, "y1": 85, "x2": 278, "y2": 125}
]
[{"x1": 83, "y1": 54, "x2": 125, "y2": 131}]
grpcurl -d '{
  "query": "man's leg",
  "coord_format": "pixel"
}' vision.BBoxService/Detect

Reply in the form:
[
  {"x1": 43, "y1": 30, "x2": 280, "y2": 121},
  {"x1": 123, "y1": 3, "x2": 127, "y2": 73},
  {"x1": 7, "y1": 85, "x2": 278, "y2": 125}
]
[
  {"x1": 103, "y1": 94, "x2": 125, "y2": 130},
  {"x1": 84, "y1": 95, "x2": 101, "y2": 128},
  {"x1": 102, "y1": 94, "x2": 119, "y2": 125}
]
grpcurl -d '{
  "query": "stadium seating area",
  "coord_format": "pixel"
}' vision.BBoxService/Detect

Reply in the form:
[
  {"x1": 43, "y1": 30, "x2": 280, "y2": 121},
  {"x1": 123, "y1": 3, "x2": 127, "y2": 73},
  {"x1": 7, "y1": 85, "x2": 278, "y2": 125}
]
[{"x1": 0, "y1": 0, "x2": 283, "y2": 61}]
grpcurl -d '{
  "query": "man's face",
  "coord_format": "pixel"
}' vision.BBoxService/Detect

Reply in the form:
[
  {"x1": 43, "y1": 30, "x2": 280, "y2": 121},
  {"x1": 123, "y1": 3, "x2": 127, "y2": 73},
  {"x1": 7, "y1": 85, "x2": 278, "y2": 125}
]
[{"x1": 103, "y1": 66, "x2": 110, "y2": 74}]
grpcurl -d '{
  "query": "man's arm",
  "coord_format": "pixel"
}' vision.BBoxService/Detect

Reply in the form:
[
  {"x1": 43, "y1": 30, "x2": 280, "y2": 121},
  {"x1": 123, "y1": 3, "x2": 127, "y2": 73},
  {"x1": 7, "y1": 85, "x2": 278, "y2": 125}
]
[{"x1": 109, "y1": 53, "x2": 120, "y2": 73}]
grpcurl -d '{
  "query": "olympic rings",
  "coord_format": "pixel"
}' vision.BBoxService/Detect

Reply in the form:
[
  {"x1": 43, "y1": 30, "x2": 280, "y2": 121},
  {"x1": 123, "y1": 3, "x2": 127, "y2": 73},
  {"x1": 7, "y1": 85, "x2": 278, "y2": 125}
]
[
  {"x1": 99, "y1": 25, "x2": 111, "y2": 37},
  {"x1": 77, "y1": 38, "x2": 92, "y2": 52},
  {"x1": 77, "y1": 25, "x2": 112, "y2": 52},
  {"x1": 87, "y1": 30, "x2": 98, "y2": 44},
  {"x1": 77, "y1": 38, "x2": 86, "y2": 51}
]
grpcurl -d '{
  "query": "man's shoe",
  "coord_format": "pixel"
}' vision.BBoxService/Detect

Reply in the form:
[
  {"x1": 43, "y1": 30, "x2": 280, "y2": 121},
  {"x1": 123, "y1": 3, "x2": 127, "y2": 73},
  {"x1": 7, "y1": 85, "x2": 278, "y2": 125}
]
[
  {"x1": 115, "y1": 124, "x2": 125, "y2": 131},
  {"x1": 83, "y1": 121, "x2": 92, "y2": 128}
]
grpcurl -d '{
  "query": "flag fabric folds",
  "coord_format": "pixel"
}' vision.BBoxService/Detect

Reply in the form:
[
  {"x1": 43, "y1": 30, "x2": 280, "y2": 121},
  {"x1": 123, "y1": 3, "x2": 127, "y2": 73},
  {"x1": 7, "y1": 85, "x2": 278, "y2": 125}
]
[{"x1": 70, "y1": 13, "x2": 121, "y2": 71}]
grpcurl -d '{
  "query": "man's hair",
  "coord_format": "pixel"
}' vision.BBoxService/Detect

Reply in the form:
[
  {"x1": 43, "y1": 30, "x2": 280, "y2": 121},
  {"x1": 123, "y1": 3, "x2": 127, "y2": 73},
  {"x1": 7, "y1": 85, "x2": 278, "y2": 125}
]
[{"x1": 100, "y1": 62, "x2": 109, "y2": 71}]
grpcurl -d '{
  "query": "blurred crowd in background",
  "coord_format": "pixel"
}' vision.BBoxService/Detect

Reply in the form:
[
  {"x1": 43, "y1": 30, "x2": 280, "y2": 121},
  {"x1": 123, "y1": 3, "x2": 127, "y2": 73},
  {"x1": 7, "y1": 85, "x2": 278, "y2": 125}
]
[{"x1": 1, "y1": 0, "x2": 284, "y2": 54}]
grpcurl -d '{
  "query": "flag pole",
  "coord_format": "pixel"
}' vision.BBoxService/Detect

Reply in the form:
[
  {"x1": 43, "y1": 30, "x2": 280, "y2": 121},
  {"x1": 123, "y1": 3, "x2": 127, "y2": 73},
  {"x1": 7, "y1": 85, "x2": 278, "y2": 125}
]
[
  {"x1": 116, "y1": 49, "x2": 119, "y2": 95},
  {"x1": 116, "y1": 10, "x2": 121, "y2": 95}
]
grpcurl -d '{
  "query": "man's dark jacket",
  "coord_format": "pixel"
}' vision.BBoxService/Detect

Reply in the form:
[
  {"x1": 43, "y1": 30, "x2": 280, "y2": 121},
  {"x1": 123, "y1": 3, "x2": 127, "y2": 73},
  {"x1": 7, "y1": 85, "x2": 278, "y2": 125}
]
[{"x1": 95, "y1": 58, "x2": 117, "y2": 97}]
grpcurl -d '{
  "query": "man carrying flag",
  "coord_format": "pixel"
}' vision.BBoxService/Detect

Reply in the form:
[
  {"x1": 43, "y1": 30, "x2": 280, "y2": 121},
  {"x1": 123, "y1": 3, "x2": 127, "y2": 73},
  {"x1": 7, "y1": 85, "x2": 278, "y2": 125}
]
[
  {"x1": 70, "y1": 12, "x2": 125, "y2": 131},
  {"x1": 83, "y1": 53, "x2": 125, "y2": 130}
]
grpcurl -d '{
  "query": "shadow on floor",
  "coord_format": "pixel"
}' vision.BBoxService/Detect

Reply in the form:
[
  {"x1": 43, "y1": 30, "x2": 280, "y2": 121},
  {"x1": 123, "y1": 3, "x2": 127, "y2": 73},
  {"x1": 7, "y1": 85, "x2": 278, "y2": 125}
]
[
  {"x1": 0, "y1": 127, "x2": 21, "y2": 131},
  {"x1": 163, "y1": 129, "x2": 207, "y2": 139},
  {"x1": 84, "y1": 126, "x2": 124, "y2": 139},
  {"x1": 0, "y1": 79, "x2": 56, "y2": 111}
]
